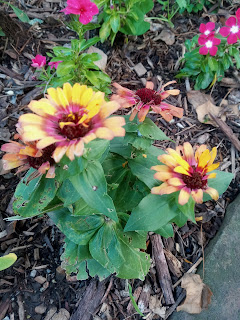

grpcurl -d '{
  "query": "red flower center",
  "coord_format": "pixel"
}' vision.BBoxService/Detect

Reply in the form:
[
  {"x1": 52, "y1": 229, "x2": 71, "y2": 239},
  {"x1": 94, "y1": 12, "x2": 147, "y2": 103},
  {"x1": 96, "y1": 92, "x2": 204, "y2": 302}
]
[
  {"x1": 182, "y1": 168, "x2": 207, "y2": 190},
  {"x1": 135, "y1": 88, "x2": 162, "y2": 105},
  {"x1": 28, "y1": 145, "x2": 55, "y2": 169},
  {"x1": 58, "y1": 112, "x2": 92, "y2": 140}
]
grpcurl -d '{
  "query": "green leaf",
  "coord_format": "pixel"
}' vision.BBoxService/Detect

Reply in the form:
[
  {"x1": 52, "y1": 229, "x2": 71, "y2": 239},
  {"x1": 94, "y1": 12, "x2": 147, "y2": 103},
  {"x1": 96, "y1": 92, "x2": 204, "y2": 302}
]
[
  {"x1": 128, "y1": 284, "x2": 144, "y2": 317},
  {"x1": 57, "y1": 179, "x2": 81, "y2": 207},
  {"x1": 70, "y1": 161, "x2": 118, "y2": 221},
  {"x1": 124, "y1": 194, "x2": 177, "y2": 232},
  {"x1": 13, "y1": 169, "x2": 59, "y2": 218},
  {"x1": 73, "y1": 198, "x2": 97, "y2": 216},
  {"x1": 61, "y1": 238, "x2": 110, "y2": 280},
  {"x1": 176, "y1": 0, "x2": 187, "y2": 8},
  {"x1": 0, "y1": 27, "x2": 5, "y2": 36},
  {"x1": 124, "y1": 132, "x2": 153, "y2": 150},
  {"x1": 208, "y1": 57, "x2": 219, "y2": 72},
  {"x1": 155, "y1": 224, "x2": 174, "y2": 238},
  {"x1": 0, "y1": 253, "x2": 17, "y2": 271},
  {"x1": 56, "y1": 61, "x2": 75, "y2": 77},
  {"x1": 110, "y1": 137, "x2": 132, "y2": 157},
  {"x1": 83, "y1": 139, "x2": 109, "y2": 161},
  {"x1": 48, "y1": 208, "x2": 104, "y2": 245},
  {"x1": 110, "y1": 13, "x2": 121, "y2": 33},
  {"x1": 171, "y1": 211, "x2": 188, "y2": 227},
  {"x1": 10, "y1": 4, "x2": 30, "y2": 23},
  {"x1": 176, "y1": 195, "x2": 196, "y2": 223},
  {"x1": 138, "y1": 117, "x2": 170, "y2": 141},
  {"x1": 89, "y1": 221, "x2": 150, "y2": 279},
  {"x1": 99, "y1": 20, "x2": 111, "y2": 42},
  {"x1": 203, "y1": 170, "x2": 233, "y2": 202},
  {"x1": 128, "y1": 153, "x2": 162, "y2": 189}
]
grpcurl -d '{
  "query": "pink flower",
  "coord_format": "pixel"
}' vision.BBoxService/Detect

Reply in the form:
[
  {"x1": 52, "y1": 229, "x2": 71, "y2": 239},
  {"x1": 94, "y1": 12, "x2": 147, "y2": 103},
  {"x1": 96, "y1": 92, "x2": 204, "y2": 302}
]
[
  {"x1": 31, "y1": 55, "x2": 46, "y2": 69},
  {"x1": 61, "y1": 0, "x2": 99, "y2": 25},
  {"x1": 198, "y1": 34, "x2": 221, "y2": 56},
  {"x1": 199, "y1": 22, "x2": 215, "y2": 37},
  {"x1": 111, "y1": 81, "x2": 183, "y2": 122},
  {"x1": 48, "y1": 61, "x2": 63, "y2": 70},
  {"x1": 219, "y1": 8, "x2": 240, "y2": 44}
]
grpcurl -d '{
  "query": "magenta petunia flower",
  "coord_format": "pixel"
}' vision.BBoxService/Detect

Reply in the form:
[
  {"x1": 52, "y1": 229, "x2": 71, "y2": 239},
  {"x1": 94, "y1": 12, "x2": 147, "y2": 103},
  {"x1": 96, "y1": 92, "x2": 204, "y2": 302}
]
[
  {"x1": 61, "y1": 0, "x2": 99, "y2": 25},
  {"x1": 48, "y1": 61, "x2": 63, "y2": 70},
  {"x1": 219, "y1": 8, "x2": 240, "y2": 44},
  {"x1": 199, "y1": 22, "x2": 215, "y2": 37},
  {"x1": 31, "y1": 55, "x2": 46, "y2": 69},
  {"x1": 198, "y1": 34, "x2": 221, "y2": 56}
]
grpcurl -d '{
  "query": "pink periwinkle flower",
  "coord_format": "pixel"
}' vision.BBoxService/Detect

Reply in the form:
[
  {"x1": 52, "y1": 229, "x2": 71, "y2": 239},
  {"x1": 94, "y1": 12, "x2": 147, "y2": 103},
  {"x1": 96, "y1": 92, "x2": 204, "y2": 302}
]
[
  {"x1": 61, "y1": 0, "x2": 99, "y2": 25},
  {"x1": 199, "y1": 22, "x2": 215, "y2": 37},
  {"x1": 31, "y1": 55, "x2": 46, "y2": 69},
  {"x1": 198, "y1": 34, "x2": 221, "y2": 56},
  {"x1": 219, "y1": 8, "x2": 240, "y2": 44},
  {"x1": 48, "y1": 61, "x2": 63, "y2": 70}
]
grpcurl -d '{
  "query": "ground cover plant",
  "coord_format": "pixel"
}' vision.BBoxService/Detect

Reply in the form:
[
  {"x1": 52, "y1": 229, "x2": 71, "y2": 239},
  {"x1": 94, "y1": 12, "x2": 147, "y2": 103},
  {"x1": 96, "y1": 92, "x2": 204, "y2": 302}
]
[{"x1": 0, "y1": 0, "x2": 239, "y2": 319}]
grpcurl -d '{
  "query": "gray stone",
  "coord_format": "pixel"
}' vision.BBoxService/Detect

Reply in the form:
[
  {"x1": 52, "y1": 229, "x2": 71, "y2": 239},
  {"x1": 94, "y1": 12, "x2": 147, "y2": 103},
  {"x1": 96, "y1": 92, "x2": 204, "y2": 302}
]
[{"x1": 170, "y1": 194, "x2": 240, "y2": 320}]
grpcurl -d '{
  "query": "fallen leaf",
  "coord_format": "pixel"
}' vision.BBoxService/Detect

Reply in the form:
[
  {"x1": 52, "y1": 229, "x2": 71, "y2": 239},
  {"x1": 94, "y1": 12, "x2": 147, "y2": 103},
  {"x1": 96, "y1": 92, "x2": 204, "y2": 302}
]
[
  {"x1": 187, "y1": 90, "x2": 226, "y2": 126},
  {"x1": 177, "y1": 274, "x2": 212, "y2": 314},
  {"x1": 87, "y1": 46, "x2": 107, "y2": 71},
  {"x1": 149, "y1": 295, "x2": 167, "y2": 317}
]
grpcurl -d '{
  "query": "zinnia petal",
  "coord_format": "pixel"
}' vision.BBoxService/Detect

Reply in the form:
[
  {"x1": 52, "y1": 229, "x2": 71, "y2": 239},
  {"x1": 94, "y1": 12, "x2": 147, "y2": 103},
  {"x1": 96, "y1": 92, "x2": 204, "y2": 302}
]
[
  {"x1": 205, "y1": 187, "x2": 219, "y2": 200},
  {"x1": 178, "y1": 188, "x2": 191, "y2": 205},
  {"x1": 191, "y1": 189, "x2": 203, "y2": 203}
]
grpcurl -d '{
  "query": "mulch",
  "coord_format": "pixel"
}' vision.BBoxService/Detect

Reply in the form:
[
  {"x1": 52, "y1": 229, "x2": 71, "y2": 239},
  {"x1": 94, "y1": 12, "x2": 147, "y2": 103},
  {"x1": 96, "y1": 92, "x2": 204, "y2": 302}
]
[{"x1": 0, "y1": 1, "x2": 240, "y2": 319}]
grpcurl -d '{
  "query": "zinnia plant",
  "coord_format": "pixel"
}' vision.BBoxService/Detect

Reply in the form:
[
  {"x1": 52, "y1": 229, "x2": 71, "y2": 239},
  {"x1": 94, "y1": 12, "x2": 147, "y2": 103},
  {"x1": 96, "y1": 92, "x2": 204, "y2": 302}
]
[
  {"x1": 3, "y1": 83, "x2": 233, "y2": 281},
  {"x1": 177, "y1": 8, "x2": 240, "y2": 90}
]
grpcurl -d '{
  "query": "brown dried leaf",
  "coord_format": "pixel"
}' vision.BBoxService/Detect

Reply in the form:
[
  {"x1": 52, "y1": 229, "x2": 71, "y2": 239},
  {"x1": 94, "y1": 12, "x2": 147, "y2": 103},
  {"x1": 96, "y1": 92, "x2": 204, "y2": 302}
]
[
  {"x1": 177, "y1": 274, "x2": 212, "y2": 314},
  {"x1": 164, "y1": 249, "x2": 183, "y2": 278},
  {"x1": 187, "y1": 90, "x2": 226, "y2": 126}
]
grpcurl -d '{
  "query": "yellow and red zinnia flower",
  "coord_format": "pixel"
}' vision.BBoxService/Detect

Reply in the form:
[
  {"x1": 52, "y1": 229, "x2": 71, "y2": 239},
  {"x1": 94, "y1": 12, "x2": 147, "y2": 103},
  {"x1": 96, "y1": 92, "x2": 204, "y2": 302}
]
[
  {"x1": 19, "y1": 83, "x2": 125, "y2": 162},
  {"x1": 1, "y1": 136, "x2": 56, "y2": 178},
  {"x1": 151, "y1": 142, "x2": 220, "y2": 205},
  {"x1": 111, "y1": 81, "x2": 183, "y2": 122}
]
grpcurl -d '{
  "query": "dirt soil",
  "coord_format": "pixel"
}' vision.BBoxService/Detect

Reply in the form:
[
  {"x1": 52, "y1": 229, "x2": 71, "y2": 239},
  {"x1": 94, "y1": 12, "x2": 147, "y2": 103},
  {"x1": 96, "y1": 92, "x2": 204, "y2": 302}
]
[{"x1": 0, "y1": 1, "x2": 240, "y2": 319}]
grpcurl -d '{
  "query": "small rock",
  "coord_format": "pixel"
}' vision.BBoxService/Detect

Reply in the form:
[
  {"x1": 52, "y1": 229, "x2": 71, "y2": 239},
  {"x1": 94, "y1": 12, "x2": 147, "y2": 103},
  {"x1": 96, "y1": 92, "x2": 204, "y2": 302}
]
[
  {"x1": 44, "y1": 307, "x2": 57, "y2": 320},
  {"x1": 150, "y1": 22, "x2": 164, "y2": 32},
  {"x1": 35, "y1": 304, "x2": 47, "y2": 315},
  {"x1": 158, "y1": 29, "x2": 175, "y2": 45},
  {"x1": 34, "y1": 276, "x2": 47, "y2": 284},
  {"x1": 196, "y1": 133, "x2": 210, "y2": 144},
  {"x1": 30, "y1": 270, "x2": 37, "y2": 278},
  {"x1": 0, "y1": 128, "x2": 11, "y2": 142},
  {"x1": 228, "y1": 89, "x2": 240, "y2": 104},
  {"x1": 52, "y1": 309, "x2": 70, "y2": 320},
  {"x1": 133, "y1": 63, "x2": 147, "y2": 77}
]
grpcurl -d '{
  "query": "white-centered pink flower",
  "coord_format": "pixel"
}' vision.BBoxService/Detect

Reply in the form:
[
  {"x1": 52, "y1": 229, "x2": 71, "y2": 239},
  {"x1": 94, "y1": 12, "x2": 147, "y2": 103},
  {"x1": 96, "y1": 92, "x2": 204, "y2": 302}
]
[
  {"x1": 219, "y1": 8, "x2": 240, "y2": 44},
  {"x1": 198, "y1": 34, "x2": 221, "y2": 56},
  {"x1": 199, "y1": 22, "x2": 215, "y2": 37}
]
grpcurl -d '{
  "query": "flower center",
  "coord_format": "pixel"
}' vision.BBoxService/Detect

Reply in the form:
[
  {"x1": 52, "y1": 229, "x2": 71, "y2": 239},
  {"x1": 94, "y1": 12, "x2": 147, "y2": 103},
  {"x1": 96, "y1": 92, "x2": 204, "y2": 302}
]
[
  {"x1": 230, "y1": 25, "x2": 239, "y2": 34},
  {"x1": 205, "y1": 40, "x2": 213, "y2": 48},
  {"x1": 135, "y1": 88, "x2": 162, "y2": 105},
  {"x1": 204, "y1": 30, "x2": 210, "y2": 35},
  {"x1": 28, "y1": 145, "x2": 55, "y2": 169},
  {"x1": 182, "y1": 168, "x2": 207, "y2": 190},
  {"x1": 58, "y1": 112, "x2": 92, "y2": 140}
]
